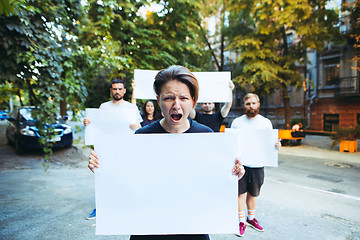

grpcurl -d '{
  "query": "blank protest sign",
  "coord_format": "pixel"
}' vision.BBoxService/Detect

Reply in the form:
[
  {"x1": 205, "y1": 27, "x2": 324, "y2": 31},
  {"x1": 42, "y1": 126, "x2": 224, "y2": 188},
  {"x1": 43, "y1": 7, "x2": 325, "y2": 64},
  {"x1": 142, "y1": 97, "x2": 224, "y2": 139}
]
[
  {"x1": 95, "y1": 133, "x2": 239, "y2": 235},
  {"x1": 134, "y1": 69, "x2": 232, "y2": 103},
  {"x1": 225, "y1": 129, "x2": 279, "y2": 167},
  {"x1": 84, "y1": 108, "x2": 136, "y2": 145}
]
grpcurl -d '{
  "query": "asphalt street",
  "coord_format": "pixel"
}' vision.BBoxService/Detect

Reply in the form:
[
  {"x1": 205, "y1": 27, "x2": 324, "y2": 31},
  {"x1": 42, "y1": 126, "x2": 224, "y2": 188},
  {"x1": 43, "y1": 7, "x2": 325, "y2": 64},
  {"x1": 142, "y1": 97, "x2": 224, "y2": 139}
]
[{"x1": 0, "y1": 120, "x2": 359, "y2": 240}]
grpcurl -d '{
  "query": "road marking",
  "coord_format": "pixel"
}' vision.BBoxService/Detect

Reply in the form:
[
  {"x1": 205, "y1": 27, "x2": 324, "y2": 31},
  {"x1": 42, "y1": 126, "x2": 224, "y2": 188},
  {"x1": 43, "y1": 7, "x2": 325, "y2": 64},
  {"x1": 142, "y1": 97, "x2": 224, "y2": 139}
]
[{"x1": 267, "y1": 178, "x2": 360, "y2": 202}]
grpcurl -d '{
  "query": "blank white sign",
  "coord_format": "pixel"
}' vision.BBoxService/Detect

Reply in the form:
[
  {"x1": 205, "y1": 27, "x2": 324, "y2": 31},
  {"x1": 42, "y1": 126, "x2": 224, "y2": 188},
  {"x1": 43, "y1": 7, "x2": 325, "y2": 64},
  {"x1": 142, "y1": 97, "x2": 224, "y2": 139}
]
[
  {"x1": 225, "y1": 129, "x2": 279, "y2": 167},
  {"x1": 134, "y1": 69, "x2": 232, "y2": 103},
  {"x1": 85, "y1": 108, "x2": 136, "y2": 145},
  {"x1": 94, "y1": 133, "x2": 239, "y2": 235}
]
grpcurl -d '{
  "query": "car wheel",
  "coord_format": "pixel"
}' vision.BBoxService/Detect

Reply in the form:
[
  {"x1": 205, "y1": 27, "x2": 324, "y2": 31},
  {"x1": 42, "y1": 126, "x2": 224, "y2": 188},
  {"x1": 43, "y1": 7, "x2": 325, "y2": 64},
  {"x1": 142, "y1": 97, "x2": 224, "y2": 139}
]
[
  {"x1": 15, "y1": 139, "x2": 23, "y2": 154},
  {"x1": 65, "y1": 142, "x2": 73, "y2": 148}
]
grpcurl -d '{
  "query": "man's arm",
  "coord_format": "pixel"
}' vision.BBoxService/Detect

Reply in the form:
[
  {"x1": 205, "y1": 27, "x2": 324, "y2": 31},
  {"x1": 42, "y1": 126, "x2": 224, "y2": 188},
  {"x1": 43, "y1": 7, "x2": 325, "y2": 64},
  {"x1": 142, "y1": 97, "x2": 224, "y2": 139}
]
[
  {"x1": 220, "y1": 81, "x2": 235, "y2": 118},
  {"x1": 131, "y1": 81, "x2": 136, "y2": 105}
]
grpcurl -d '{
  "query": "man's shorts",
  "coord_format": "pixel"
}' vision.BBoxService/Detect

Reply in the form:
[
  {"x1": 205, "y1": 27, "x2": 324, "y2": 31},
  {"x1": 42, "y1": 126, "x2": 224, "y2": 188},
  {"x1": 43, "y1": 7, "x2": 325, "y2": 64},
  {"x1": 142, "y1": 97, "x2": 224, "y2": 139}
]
[{"x1": 238, "y1": 166, "x2": 264, "y2": 197}]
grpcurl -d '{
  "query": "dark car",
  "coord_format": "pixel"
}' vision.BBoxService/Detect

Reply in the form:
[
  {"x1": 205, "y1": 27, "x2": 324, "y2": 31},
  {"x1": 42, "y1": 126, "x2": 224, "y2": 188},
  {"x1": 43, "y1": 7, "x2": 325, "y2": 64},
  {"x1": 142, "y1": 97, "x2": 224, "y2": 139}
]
[{"x1": 6, "y1": 107, "x2": 73, "y2": 153}]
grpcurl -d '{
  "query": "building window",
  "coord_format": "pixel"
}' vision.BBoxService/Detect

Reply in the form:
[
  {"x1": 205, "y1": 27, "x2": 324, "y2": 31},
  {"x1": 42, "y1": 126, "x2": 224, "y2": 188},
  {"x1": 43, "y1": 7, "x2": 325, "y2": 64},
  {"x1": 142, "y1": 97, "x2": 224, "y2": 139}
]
[
  {"x1": 323, "y1": 114, "x2": 339, "y2": 132},
  {"x1": 323, "y1": 57, "x2": 340, "y2": 85}
]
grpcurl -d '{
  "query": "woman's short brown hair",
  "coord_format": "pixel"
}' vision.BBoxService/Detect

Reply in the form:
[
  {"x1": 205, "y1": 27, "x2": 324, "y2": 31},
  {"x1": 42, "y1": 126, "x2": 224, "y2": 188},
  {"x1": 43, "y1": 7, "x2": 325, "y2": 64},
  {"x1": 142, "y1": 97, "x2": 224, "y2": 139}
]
[{"x1": 153, "y1": 65, "x2": 199, "y2": 106}]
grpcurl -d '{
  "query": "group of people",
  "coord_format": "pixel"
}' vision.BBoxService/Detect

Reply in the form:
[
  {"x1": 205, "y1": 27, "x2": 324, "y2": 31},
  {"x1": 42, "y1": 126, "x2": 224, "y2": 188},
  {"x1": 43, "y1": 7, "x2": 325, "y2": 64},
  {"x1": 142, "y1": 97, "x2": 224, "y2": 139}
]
[{"x1": 86, "y1": 65, "x2": 280, "y2": 239}]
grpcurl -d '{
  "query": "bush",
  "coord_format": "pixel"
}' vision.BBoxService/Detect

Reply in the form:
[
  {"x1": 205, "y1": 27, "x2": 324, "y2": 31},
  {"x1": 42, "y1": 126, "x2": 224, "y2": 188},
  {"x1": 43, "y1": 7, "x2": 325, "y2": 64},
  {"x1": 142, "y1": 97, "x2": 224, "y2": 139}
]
[{"x1": 330, "y1": 125, "x2": 360, "y2": 149}]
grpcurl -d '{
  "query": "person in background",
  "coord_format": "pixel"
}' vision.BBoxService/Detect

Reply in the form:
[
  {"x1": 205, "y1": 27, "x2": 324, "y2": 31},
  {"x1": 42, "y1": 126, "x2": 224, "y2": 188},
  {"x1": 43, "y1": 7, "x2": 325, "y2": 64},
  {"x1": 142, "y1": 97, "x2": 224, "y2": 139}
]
[
  {"x1": 291, "y1": 122, "x2": 305, "y2": 145},
  {"x1": 141, "y1": 100, "x2": 162, "y2": 127},
  {"x1": 84, "y1": 78, "x2": 143, "y2": 220},
  {"x1": 88, "y1": 65, "x2": 245, "y2": 240},
  {"x1": 231, "y1": 93, "x2": 280, "y2": 237},
  {"x1": 189, "y1": 81, "x2": 234, "y2": 132},
  {"x1": 84, "y1": 79, "x2": 142, "y2": 130}
]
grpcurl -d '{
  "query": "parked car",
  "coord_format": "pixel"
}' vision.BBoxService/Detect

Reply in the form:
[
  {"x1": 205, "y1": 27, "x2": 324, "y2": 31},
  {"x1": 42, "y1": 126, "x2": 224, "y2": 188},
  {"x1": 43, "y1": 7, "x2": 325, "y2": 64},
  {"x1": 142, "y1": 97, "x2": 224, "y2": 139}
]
[
  {"x1": 6, "y1": 107, "x2": 73, "y2": 153},
  {"x1": 0, "y1": 110, "x2": 9, "y2": 121}
]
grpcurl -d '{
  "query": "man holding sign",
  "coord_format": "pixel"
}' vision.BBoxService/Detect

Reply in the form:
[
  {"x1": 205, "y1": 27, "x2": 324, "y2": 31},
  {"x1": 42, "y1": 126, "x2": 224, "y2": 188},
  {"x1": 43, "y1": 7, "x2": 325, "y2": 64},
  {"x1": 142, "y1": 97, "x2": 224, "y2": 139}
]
[
  {"x1": 189, "y1": 81, "x2": 234, "y2": 132},
  {"x1": 83, "y1": 79, "x2": 142, "y2": 131},
  {"x1": 231, "y1": 93, "x2": 280, "y2": 237},
  {"x1": 84, "y1": 79, "x2": 142, "y2": 220}
]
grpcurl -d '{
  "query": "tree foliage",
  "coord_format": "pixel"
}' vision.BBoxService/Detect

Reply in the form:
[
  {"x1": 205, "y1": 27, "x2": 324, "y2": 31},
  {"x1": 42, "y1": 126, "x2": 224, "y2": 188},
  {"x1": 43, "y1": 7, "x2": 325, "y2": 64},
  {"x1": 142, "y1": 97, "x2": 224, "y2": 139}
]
[
  {"x1": 79, "y1": 0, "x2": 210, "y2": 108},
  {"x1": 227, "y1": 0, "x2": 344, "y2": 128},
  {"x1": 0, "y1": 0, "x2": 213, "y2": 159},
  {"x1": 0, "y1": 0, "x2": 87, "y2": 159}
]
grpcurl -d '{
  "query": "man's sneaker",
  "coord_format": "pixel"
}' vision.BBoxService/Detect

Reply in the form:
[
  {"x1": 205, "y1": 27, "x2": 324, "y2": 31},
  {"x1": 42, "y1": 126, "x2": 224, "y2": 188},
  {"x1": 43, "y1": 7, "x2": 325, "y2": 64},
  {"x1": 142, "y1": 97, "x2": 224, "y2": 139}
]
[
  {"x1": 246, "y1": 218, "x2": 263, "y2": 232},
  {"x1": 86, "y1": 209, "x2": 96, "y2": 220},
  {"x1": 236, "y1": 222, "x2": 246, "y2": 237}
]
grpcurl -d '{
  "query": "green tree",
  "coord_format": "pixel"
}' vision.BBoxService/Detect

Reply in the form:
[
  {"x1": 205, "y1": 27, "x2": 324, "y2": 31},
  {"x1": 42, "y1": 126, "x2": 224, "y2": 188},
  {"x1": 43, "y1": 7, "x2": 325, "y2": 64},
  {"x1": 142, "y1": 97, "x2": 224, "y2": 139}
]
[
  {"x1": 228, "y1": 0, "x2": 344, "y2": 128},
  {"x1": 194, "y1": 0, "x2": 229, "y2": 71},
  {"x1": 348, "y1": 0, "x2": 359, "y2": 72},
  {"x1": 79, "y1": 0, "x2": 210, "y2": 108},
  {"x1": 0, "y1": 0, "x2": 86, "y2": 159}
]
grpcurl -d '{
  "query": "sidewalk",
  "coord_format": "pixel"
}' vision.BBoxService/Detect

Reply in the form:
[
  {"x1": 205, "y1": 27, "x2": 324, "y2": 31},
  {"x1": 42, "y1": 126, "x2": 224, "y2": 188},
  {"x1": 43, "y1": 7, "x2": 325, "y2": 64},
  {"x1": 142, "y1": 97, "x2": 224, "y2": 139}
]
[{"x1": 279, "y1": 134, "x2": 360, "y2": 165}]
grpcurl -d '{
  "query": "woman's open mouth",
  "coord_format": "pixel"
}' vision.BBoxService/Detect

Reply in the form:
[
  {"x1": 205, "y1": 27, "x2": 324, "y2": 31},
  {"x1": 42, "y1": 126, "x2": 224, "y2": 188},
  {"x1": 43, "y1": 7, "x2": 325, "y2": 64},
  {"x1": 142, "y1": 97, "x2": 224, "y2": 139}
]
[{"x1": 171, "y1": 113, "x2": 183, "y2": 122}]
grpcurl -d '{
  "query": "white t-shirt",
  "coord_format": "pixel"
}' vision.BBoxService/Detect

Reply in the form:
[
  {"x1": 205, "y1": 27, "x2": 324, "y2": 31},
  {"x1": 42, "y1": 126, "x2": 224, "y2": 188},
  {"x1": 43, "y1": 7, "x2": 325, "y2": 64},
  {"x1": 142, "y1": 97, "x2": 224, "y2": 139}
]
[
  {"x1": 99, "y1": 100, "x2": 143, "y2": 124},
  {"x1": 231, "y1": 114, "x2": 273, "y2": 167},
  {"x1": 231, "y1": 114, "x2": 273, "y2": 130}
]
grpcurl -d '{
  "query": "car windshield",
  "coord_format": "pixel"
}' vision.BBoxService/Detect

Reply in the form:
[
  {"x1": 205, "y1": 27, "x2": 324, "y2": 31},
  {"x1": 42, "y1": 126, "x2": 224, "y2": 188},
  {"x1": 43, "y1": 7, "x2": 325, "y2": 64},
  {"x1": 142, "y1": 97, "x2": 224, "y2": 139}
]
[{"x1": 20, "y1": 108, "x2": 36, "y2": 121}]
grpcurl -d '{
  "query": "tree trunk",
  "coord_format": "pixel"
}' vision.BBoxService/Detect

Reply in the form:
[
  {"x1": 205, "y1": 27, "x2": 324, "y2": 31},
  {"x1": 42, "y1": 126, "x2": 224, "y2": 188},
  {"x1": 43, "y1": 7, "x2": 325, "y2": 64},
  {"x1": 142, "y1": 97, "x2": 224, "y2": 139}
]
[
  {"x1": 17, "y1": 90, "x2": 23, "y2": 106},
  {"x1": 282, "y1": 85, "x2": 291, "y2": 129},
  {"x1": 219, "y1": 0, "x2": 226, "y2": 71},
  {"x1": 25, "y1": 78, "x2": 37, "y2": 106},
  {"x1": 280, "y1": 25, "x2": 291, "y2": 129},
  {"x1": 60, "y1": 98, "x2": 67, "y2": 118},
  {"x1": 60, "y1": 83, "x2": 67, "y2": 118},
  {"x1": 196, "y1": 19, "x2": 221, "y2": 70}
]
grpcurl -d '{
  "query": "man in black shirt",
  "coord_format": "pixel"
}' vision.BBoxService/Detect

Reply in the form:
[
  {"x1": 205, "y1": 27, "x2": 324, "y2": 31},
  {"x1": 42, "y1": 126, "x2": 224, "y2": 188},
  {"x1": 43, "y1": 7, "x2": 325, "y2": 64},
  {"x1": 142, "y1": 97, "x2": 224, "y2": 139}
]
[{"x1": 189, "y1": 81, "x2": 234, "y2": 132}]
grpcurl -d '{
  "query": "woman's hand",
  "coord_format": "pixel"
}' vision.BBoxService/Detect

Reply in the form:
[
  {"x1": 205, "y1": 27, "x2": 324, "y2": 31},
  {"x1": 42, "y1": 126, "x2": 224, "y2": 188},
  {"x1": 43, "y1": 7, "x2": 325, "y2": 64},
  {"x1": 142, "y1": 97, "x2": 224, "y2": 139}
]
[
  {"x1": 232, "y1": 158, "x2": 245, "y2": 180},
  {"x1": 88, "y1": 151, "x2": 99, "y2": 173}
]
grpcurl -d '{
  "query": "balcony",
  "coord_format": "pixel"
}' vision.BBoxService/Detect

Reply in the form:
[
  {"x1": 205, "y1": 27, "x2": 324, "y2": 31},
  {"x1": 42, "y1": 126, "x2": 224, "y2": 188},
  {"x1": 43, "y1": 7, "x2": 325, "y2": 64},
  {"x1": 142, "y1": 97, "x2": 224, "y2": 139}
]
[{"x1": 334, "y1": 76, "x2": 360, "y2": 96}]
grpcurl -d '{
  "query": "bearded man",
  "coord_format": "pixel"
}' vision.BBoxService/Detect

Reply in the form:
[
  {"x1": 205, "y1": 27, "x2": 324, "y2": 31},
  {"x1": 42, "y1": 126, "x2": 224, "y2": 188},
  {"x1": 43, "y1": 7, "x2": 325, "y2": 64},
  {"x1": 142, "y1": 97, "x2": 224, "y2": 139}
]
[
  {"x1": 82, "y1": 79, "x2": 142, "y2": 220},
  {"x1": 83, "y1": 79, "x2": 142, "y2": 131},
  {"x1": 231, "y1": 93, "x2": 277, "y2": 237}
]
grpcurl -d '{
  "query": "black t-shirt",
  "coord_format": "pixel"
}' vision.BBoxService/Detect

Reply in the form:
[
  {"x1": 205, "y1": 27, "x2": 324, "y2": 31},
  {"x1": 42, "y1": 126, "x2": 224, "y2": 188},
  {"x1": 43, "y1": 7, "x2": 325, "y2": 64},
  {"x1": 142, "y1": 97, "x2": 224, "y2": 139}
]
[
  {"x1": 136, "y1": 119, "x2": 213, "y2": 134},
  {"x1": 194, "y1": 111, "x2": 224, "y2": 132},
  {"x1": 133, "y1": 118, "x2": 212, "y2": 240}
]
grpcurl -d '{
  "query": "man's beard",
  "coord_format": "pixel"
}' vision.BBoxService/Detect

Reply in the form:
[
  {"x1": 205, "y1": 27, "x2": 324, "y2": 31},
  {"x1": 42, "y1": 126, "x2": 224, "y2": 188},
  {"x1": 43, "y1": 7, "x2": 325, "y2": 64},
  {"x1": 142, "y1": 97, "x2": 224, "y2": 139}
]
[
  {"x1": 112, "y1": 93, "x2": 123, "y2": 101},
  {"x1": 245, "y1": 108, "x2": 260, "y2": 118}
]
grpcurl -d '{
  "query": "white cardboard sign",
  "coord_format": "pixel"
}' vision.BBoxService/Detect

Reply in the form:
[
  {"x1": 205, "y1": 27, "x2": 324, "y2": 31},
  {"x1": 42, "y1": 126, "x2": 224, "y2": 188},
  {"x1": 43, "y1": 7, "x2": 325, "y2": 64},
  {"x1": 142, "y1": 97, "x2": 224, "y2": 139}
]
[
  {"x1": 94, "y1": 133, "x2": 239, "y2": 235},
  {"x1": 133, "y1": 69, "x2": 232, "y2": 103}
]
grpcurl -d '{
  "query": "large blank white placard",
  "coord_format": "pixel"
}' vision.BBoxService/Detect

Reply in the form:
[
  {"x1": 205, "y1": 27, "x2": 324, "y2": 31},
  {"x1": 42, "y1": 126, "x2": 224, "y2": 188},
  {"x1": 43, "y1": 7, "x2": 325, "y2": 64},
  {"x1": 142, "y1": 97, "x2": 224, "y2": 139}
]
[
  {"x1": 85, "y1": 108, "x2": 136, "y2": 145},
  {"x1": 225, "y1": 129, "x2": 279, "y2": 167},
  {"x1": 95, "y1": 133, "x2": 239, "y2": 235},
  {"x1": 134, "y1": 69, "x2": 232, "y2": 103}
]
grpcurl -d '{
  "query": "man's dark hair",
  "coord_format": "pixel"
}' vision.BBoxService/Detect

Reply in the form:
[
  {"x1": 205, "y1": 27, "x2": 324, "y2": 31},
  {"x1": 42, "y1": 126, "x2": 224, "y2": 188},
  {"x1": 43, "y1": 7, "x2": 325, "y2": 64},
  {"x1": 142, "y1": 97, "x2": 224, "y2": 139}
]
[{"x1": 110, "y1": 79, "x2": 126, "y2": 88}]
